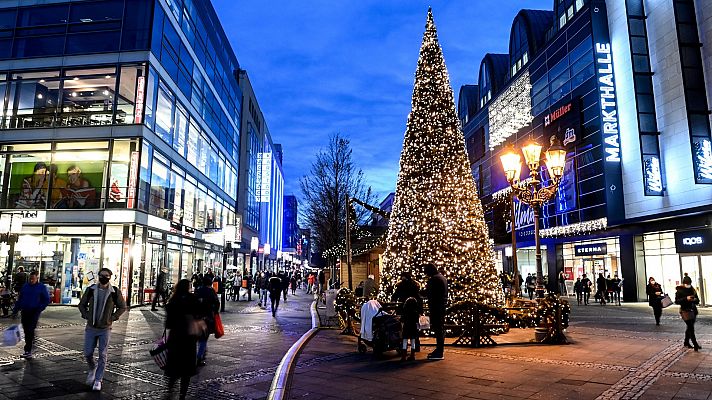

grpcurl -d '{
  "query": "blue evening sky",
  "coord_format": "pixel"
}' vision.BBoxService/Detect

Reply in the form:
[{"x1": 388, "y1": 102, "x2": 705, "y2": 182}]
[{"x1": 213, "y1": 1, "x2": 552, "y2": 202}]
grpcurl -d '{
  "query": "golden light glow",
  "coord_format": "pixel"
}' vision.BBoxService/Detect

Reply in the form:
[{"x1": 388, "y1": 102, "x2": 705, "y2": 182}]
[
  {"x1": 380, "y1": 9, "x2": 503, "y2": 323},
  {"x1": 545, "y1": 137, "x2": 566, "y2": 179},
  {"x1": 499, "y1": 144, "x2": 522, "y2": 183},
  {"x1": 521, "y1": 139, "x2": 542, "y2": 170}
]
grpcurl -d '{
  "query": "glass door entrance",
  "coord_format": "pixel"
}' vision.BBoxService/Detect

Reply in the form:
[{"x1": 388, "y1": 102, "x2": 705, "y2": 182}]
[{"x1": 680, "y1": 255, "x2": 712, "y2": 306}]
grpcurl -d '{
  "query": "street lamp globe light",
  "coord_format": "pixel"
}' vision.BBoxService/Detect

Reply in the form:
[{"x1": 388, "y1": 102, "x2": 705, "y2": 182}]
[
  {"x1": 521, "y1": 138, "x2": 543, "y2": 171},
  {"x1": 545, "y1": 137, "x2": 567, "y2": 179},
  {"x1": 500, "y1": 144, "x2": 522, "y2": 183}
]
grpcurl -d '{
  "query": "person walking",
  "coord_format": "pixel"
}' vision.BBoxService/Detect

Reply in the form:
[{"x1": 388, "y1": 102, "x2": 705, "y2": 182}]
[
  {"x1": 165, "y1": 279, "x2": 200, "y2": 399},
  {"x1": 11, "y1": 270, "x2": 50, "y2": 359},
  {"x1": 574, "y1": 277, "x2": 583, "y2": 306},
  {"x1": 558, "y1": 271, "x2": 567, "y2": 296},
  {"x1": 318, "y1": 269, "x2": 326, "y2": 295},
  {"x1": 424, "y1": 263, "x2": 447, "y2": 360},
  {"x1": 194, "y1": 276, "x2": 219, "y2": 366},
  {"x1": 244, "y1": 272, "x2": 253, "y2": 302},
  {"x1": 151, "y1": 269, "x2": 168, "y2": 311},
  {"x1": 213, "y1": 273, "x2": 225, "y2": 312},
  {"x1": 392, "y1": 271, "x2": 422, "y2": 360},
  {"x1": 280, "y1": 271, "x2": 289, "y2": 302},
  {"x1": 268, "y1": 273, "x2": 282, "y2": 317},
  {"x1": 525, "y1": 273, "x2": 535, "y2": 300},
  {"x1": 580, "y1": 274, "x2": 592, "y2": 305},
  {"x1": 290, "y1": 274, "x2": 297, "y2": 296},
  {"x1": 675, "y1": 276, "x2": 701, "y2": 351},
  {"x1": 78, "y1": 268, "x2": 127, "y2": 391},
  {"x1": 260, "y1": 271, "x2": 270, "y2": 307},
  {"x1": 307, "y1": 273, "x2": 315, "y2": 294},
  {"x1": 12, "y1": 267, "x2": 27, "y2": 294},
  {"x1": 611, "y1": 274, "x2": 622, "y2": 305},
  {"x1": 646, "y1": 277, "x2": 664, "y2": 325},
  {"x1": 596, "y1": 273, "x2": 607, "y2": 305}
]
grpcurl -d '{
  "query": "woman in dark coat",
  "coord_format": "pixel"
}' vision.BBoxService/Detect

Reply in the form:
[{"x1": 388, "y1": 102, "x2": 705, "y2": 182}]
[
  {"x1": 675, "y1": 276, "x2": 701, "y2": 351},
  {"x1": 646, "y1": 277, "x2": 663, "y2": 325},
  {"x1": 596, "y1": 273, "x2": 607, "y2": 305},
  {"x1": 392, "y1": 272, "x2": 422, "y2": 361},
  {"x1": 165, "y1": 279, "x2": 200, "y2": 399}
]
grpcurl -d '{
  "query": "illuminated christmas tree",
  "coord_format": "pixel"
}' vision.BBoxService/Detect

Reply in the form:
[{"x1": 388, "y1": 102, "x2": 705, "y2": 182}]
[{"x1": 380, "y1": 9, "x2": 503, "y2": 318}]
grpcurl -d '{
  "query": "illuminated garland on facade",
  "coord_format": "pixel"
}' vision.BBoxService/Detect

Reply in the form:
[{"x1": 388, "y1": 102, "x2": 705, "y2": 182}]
[
  {"x1": 380, "y1": 9, "x2": 503, "y2": 321},
  {"x1": 488, "y1": 70, "x2": 533, "y2": 150},
  {"x1": 540, "y1": 218, "x2": 608, "y2": 238}
]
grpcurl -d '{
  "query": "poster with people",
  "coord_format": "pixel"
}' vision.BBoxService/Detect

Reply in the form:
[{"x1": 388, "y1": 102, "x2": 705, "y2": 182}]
[{"x1": 12, "y1": 161, "x2": 102, "y2": 209}]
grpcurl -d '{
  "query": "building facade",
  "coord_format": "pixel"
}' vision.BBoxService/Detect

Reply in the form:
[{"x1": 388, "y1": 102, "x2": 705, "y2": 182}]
[
  {"x1": 0, "y1": 0, "x2": 244, "y2": 306},
  {"x1": 236, "y1": 71, "x2": 284, "y2": 274},
  {"x1": 460, "y1": 0, "x2": 712, "y2": 304}
]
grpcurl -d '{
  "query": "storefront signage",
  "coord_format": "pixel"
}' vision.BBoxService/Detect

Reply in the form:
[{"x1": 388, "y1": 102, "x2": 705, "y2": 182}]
[
  {"x1": 575, "y1": 243, "x2": 608, "y2": 256},
  {"x1": 595, "y1": 43, "x2": 620, "y2": 163},
  {"x1": 544, "y1": 103, "x2": 572, "y2": 127},
  {"x1": 134, "y1": 76, "x2": 145, "y2": 124},
  {"x1": 120, "y1": 238, "x2": 131, "y2": 301},
  {"x1": 563, "y1": 128, "x2": 576, "y2": 146},
  {"x1": 591, "y1": 0, "x2": 625, "y2": 225},
  {"x1": 126, "y1": 151, "x2": 139, "y2": 209},
  {"x1": 235, "y1": 214, "x2": 242, "y2": 243},
  {"x1": 675, "y1": 229, "x2": 712, "y2": 253},
  {"x1": 256, "y1": 152, "x2": 272, "y2": 203}
]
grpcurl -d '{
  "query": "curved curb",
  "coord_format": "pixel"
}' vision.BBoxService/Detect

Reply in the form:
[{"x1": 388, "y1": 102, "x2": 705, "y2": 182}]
[{"x1": 267, "y1": 298, "x2": 319, "y2": 400}]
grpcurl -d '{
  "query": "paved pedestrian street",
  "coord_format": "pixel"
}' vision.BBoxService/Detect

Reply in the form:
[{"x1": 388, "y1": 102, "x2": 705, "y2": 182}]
[
  {"x1": 3, "y1": 295, "x2": 712, "y2": 399},
  {"x1": 291, "y1": 301, "x2": 712, "y2": 400},
  {"x1": 0, "y1": 291, "x2": 313, "y2": 400}
]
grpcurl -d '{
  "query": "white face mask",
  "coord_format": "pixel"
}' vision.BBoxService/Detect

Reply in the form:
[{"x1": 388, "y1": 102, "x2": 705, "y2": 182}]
[
  {"x1": 650, "y1": 281, "x2": 655, "y2": 285},
  {"x1": 685, "y1": 284, "x2": 692, "y2": 288}
]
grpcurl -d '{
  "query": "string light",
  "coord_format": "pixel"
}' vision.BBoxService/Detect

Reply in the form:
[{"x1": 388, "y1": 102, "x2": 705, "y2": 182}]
[
  {"x1": 540, "y1": 218, "x2": 608, "y2": 238},
  {"x1": 488, "y1": 70, "x2": 533, "y2": 150},
  {"x1": 379, "y1": 9, "x2": 503, "y2": 325}
]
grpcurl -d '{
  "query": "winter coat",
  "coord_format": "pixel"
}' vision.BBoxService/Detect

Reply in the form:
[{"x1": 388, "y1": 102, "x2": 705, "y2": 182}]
[
  {"x1": 195, "y1": 286, "x2": 219, "y2": 336},
  {"x1": 78, "y1": 284, "x2": 127, "y2": 329},
  {"x1": 580, "y1": 278, "x2": 592, "y2": 293},
  {"x1": 13, "y1": 282, "x2": 50, "y2": 314},
  {"x1": 268, "y1": 276, "x2": 282, "y2": 298},
  {"x1": 280, "y1": 273, "x2": 289, "y2": 290},
  {"x1": 611, "y1": 278, "x2": 622, "y2": 292},
  {"x1": 674, "y1": 285, "x2": 699, "y2": 313},
  {"x1": 425, "y1": 273, "x2": 447, "y2": 318},
  {"x1": 363, "y1": 278, "x2": 377, "y2": 300},
  {"x1": 155, "y1": 272, "x2": 167, "y2": 292},
  {"x1": 573, "y1": 280, "x2": 583, "y2": 294},
  {"x1": 646, "y1": 283, "x2": 663, "y2": 308},
  {"x1": 401, "y1": 297, "x2": 420, "y2": 339},
  {"x1": 165, "y1": 293, "x2": 199, "y2": 378},
  {"x1": 596, "y1": 276, "x2": 607, "y2": 291}
]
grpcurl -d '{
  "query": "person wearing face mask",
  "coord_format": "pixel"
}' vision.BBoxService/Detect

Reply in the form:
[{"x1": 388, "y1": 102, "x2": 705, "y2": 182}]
[
  {"x1": 78, "y1": 268, "x2": 127, "y2": 391},
  {"x1": 646, "y1": 277, "x2": 664, "y2": 326},
  {"x1": 675, "y1": 276, "x2": 701, "y2": 351}
]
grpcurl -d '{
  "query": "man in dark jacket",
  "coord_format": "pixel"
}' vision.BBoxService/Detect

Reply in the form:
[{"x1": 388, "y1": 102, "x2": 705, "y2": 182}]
[
  {"x1": 12, "y1": 270, "x2": 50, "y2": 358},
  {"x1": 78, "y1": 268, "x2": 127, "y2": 391},
  {"x1": 195, "y1": 275, "x2": 219, "y2": 366},
  {"x1": 280, "y1": 271, "x2": 289, "y2": 301},
  {"x1": 423, "y1": 263, "x2": 447, "y2": 360},
  {"x1": 268, "y1": 274, "x2": 282, "y2": 317},
  {"x1": 12, "y1": 267, "x2": 27, "y2": 294},
  {"x1": 151, "y1": 269, "x2": 167, "y2": 311}
]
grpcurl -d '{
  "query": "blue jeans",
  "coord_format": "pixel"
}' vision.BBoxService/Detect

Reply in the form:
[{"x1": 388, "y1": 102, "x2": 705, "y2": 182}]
[
  {"x1": 260, "y1": 289, "x2": 268, "y2": 304},
  {"x1": 84, "y1": 326, "x2": 111, "y2": 382},
  {"x1": 197, "y1": 338, "x2": 207, "y2": 361}
]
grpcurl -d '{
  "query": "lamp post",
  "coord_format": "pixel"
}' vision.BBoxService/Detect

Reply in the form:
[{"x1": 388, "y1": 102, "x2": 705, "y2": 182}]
[
  {"x1": 500, "y1": 136, "x2": 566, "y2": 298},
  {"x1": 1, "y1": 213, "x2": 22, "y2": 282}
]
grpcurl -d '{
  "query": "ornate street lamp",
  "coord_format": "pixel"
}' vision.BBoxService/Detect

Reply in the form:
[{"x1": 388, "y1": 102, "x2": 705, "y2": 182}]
[{"x1": 500, "y1": 136, "x2": 566, "y2": 298}]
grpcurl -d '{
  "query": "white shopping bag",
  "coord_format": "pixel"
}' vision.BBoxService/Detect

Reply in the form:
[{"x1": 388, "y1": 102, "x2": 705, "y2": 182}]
[{"x1": 3, "y1": 325, "x2": 23, "y2": 347}]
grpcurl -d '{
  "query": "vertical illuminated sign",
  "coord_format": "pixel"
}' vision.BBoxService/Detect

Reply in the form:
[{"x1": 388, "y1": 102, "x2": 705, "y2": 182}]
[
  {"x1": 126, "y1": 151, "x2": 139, "y2": 209},
  {"x1": 256, "y1": 152, "x2": 272, "y2": 203},
  {"x1": 134, "y1": 76, "x2": 145, "y2": 124},
  {"x1": 120, "y1": 238, "x2": 131, "y2": 302},
  {"x1": 591, "y1": 0, "x2": 625, "y2": 224}
]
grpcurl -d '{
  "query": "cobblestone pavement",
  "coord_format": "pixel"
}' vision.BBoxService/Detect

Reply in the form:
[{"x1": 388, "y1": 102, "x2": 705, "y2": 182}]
[
  {"x1": 0, "y1": 289, "x2": 314, "y2": 400},
  {"x1": 290, "y1": 300, "x2": 712, "y2": 400}
]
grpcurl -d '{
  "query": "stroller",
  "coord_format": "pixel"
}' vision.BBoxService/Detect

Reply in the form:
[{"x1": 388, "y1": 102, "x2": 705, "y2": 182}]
[{"x1": 357, "y1": 300, "x2": 402, "y2": 355}]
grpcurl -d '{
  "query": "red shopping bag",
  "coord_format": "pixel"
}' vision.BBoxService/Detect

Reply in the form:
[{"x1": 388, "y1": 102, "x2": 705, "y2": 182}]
[{"x1": 214, "y1": 313, "x2": 224, "y2": 339}]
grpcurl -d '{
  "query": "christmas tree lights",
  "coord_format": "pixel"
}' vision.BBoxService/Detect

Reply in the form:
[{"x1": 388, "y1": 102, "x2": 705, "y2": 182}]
[{"x1": 380, "y1": 9, "x2": 503, "y2": 323}]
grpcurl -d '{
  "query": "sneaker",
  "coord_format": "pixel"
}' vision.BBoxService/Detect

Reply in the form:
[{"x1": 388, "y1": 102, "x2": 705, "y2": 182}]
[
  {"x1": 19, "y1": 352, "x2": 32, "y2": 359},
  {"x1": 92, "y1": 381, "x2": 102, "y2": 391},
  {"x1": 86, "y1": 367, "x2": 97, "y2": 385},
  {"x1": 427, "y1": 353, "x2": 444, "y2": 360}
]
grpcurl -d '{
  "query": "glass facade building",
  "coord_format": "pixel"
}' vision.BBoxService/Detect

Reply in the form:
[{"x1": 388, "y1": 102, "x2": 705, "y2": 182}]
[
  {"x1": 0, "y1": 0, "x2": 243, "y2": 306},
  {"x1": 461, "y1": 0, "x2": 712, "y2": 304}
]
